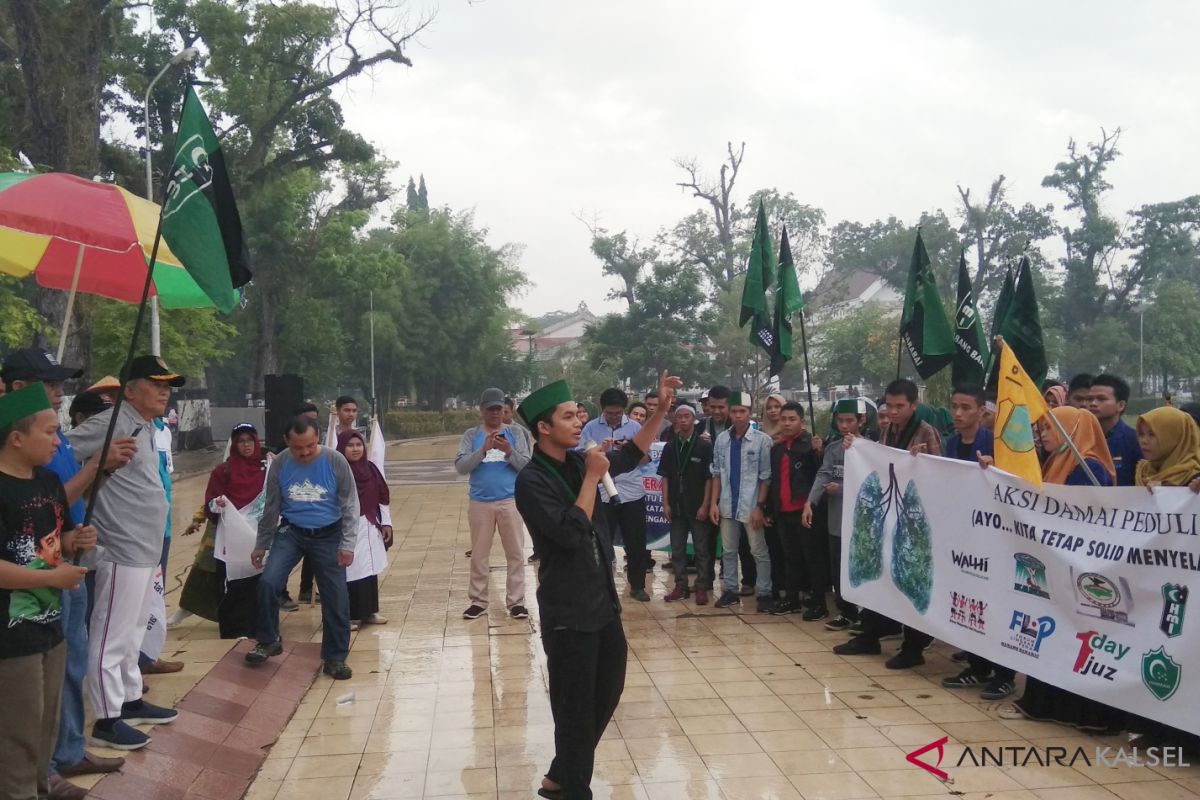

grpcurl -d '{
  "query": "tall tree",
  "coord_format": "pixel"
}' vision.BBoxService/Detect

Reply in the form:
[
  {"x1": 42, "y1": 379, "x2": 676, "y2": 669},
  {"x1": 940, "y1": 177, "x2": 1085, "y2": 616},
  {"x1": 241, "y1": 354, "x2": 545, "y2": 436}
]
[
  {"x1": 670, "y1": 141, "x2": 745, "y2": 290},
  {"x1": 955, "y1": 175, "x2": 1055, "y2": 296}
]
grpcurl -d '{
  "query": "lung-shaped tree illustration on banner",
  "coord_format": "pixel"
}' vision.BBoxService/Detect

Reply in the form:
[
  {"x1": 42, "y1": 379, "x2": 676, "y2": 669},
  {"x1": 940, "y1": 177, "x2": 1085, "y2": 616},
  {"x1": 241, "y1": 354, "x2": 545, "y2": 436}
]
[
  {"x1": 848, "y1": 463, "x2": 935, "y2": 613},
  {"x1": 850, "y1": 472, "x2": 886, "y2": 586}
]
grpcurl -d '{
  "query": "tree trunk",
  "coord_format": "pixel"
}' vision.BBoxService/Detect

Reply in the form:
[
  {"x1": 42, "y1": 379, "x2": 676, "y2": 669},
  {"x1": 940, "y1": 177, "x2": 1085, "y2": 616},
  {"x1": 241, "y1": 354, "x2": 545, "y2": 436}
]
[{"x1": 8, "y1": 0, "x2": 112, "y2": 375}]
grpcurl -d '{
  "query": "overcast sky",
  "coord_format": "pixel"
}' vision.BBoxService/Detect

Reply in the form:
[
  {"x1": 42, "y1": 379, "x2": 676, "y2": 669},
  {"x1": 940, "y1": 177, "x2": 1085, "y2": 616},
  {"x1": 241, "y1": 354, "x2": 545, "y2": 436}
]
[{"x1": 338, "y1": 0, "x2": 1200, "y2": 318}]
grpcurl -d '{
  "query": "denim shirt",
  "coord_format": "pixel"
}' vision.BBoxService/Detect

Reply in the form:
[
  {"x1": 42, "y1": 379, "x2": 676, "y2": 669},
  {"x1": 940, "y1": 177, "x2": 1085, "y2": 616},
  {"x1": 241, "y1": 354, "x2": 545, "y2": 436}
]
[
  {"x1": 578, "y1": 416, "x2": 645, "y2": 501},
  {"x1": 710, "y1": 426, "x2": 772, "y2": 523}
]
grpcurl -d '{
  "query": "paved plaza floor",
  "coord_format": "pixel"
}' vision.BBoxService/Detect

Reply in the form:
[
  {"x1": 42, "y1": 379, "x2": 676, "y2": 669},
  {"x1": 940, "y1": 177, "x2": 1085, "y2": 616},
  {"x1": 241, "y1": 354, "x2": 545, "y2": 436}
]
[{"x1": 84, "y1": 437, "x2": 1200, "y2": 800}]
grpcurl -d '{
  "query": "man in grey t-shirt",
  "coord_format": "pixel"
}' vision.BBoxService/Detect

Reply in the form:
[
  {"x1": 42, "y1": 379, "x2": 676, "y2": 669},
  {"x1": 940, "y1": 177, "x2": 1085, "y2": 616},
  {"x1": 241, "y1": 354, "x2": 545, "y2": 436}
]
[{"x1": 70, "y1": 356, "x2": 185, "y2": 751}]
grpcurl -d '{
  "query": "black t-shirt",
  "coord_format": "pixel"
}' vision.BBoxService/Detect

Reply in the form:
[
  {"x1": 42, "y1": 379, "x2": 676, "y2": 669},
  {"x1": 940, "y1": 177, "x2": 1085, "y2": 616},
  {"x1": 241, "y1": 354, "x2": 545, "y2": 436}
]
[{"x1": 0, "y1": 467, "x2": 68, "y2": 659}]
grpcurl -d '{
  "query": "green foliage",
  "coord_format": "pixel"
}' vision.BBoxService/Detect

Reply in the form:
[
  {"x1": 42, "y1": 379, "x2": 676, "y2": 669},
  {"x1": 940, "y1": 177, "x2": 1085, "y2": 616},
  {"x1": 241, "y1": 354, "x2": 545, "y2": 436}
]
[
  {"x1": 1144, "y1": 280, "x2": 1200, "y2": 385},
  {"x1": 0, "y1": 276, "x2": 47, "y2": 349},
  {"x1": 384, "y1": 409, "x2": 479, "y2": 438},
  {"x1": 810, "y1": 303, "x2": 900, "y2": 391},
  {"x1": 89, "y1": 301, "x2": 237, "y2": 378}
]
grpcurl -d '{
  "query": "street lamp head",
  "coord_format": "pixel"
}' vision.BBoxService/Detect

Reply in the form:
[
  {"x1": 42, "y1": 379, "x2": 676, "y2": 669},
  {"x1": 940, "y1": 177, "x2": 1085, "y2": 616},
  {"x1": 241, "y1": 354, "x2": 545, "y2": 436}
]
[{"x1": 172, "y1": 46, "x2": 199, "y2": 65}]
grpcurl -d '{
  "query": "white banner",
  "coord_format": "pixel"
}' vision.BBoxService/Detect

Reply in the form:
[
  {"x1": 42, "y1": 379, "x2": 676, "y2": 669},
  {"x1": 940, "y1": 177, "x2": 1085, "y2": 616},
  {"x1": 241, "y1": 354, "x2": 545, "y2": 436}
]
[
  {"x1": 842, "y1": 439, "x2": 1200, "y2": 734},
  {"x1": 641, "y1": 441, "x2": 671, "y2": 549},
  {"x1": 141, "y1": 564, "x2": 167, "y2": 660}
]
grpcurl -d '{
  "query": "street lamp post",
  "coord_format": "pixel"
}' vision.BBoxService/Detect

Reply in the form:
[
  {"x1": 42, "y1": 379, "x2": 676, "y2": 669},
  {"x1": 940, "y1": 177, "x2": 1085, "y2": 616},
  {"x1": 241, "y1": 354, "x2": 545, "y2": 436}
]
[{"x1": 144, "y1": 46, "x2": 199, "y2": 357}]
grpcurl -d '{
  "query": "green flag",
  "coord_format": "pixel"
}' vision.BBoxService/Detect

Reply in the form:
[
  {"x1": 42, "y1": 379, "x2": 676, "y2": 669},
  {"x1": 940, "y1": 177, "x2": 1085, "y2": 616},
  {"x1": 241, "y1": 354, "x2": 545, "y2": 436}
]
[
  {"x1": 990, "y1": 267, "x2": 1015, "y2": 343},
  {"x1": 771, "y1": 226, "x2": 804, "y2": 376},
  {"x1": 898, "y1": 231, "x2": 955, "y2": 379},
  {"x1": 741, "y1": 200, "x2": 775, "y2": 358},
  {"x1": 998, "y1": 255, "x2": 1047, "y2": 386},
  {"x1": 952, "y1": 250, "x2": 989, "y2": 387},
  {"x1": 161, "y1": 87, "x2": 251, "y2": 313}
]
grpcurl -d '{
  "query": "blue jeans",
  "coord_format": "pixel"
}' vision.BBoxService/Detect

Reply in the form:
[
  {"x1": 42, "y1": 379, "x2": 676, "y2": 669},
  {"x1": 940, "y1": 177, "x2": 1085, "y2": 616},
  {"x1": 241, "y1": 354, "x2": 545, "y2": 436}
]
[
  {"x1": 720, "y1": 518, "x2": 771, "y2": 596},
  {"x1": 256, "y1": 524, "x2": 350, "y2": 663},
  {"x1": 50, "y1": 584, "x2": 88, "y2": 773}
]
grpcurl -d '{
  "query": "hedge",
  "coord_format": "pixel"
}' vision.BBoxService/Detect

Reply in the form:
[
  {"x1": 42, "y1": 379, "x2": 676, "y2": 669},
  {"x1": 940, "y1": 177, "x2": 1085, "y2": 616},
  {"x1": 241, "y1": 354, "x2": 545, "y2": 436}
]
[{"x1": 384, "y1": 409, "x2": 484, "y2": 439}]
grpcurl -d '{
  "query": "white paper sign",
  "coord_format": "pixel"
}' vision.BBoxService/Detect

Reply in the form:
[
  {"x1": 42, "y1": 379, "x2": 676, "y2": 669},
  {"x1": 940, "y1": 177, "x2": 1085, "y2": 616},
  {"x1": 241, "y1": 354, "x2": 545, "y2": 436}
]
[
  {"x1": 215, "y1": 495, "x2": 266, "y2": 581},
  {"x1": 842, "y1": 439, "x2": 1200, "y2": 734},
  {"x1": 346, "y1": 516, "x2": 387, "y2": 583}
]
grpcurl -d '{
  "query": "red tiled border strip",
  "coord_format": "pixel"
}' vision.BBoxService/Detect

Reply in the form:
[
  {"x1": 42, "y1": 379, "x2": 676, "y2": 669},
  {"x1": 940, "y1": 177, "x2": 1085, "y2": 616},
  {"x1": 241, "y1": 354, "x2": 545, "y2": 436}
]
[{"x1": 90, "y1": 640, "x2": 322, "y2": 800}]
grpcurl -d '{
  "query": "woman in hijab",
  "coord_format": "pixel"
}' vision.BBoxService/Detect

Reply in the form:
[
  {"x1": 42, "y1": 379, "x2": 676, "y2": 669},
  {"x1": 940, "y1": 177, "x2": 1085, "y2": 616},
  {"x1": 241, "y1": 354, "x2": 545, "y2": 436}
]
[
  {"x1": 1043, "y1": 384, "x2": 1068, "y2": 409},
  {"x1": 177, "y1": 423, "x2": 268, "y2": 638},
  {"x1": 1123, "y1": 407, "x2": 1200, "y2": 750},
  {"x1": 337, "y1": 429, "x2": 393, "y2": 629},
  {"x1": 998, "y1": 406, "x2": 1122, "y2": 731},
  {"x1": 760, "y1": 393, "x2": 787, "y2": 442}
]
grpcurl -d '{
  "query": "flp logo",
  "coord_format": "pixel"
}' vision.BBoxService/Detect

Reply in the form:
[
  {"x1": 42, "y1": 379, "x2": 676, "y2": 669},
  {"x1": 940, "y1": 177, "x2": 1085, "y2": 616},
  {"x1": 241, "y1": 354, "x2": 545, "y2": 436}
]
[
  {"x1": 1072, "y1": 569, "x2": 1135, "y2": 627},
  {"x1": 1072, "y1": 630, "x2": 1129, "y2": 681},
  {"x1": 1002, "y1": 610, "x2": 1055, "y2": 658},
  {"x1": 949, "y1": 591, "x2": 986, "y2": 635},
  {"x1": 1014, "y1": 553, "x2": 1050, "y2": 599},
  {"x1": 1160, "y1": 584, "x2": 1188, "y2": 638},
  {"x1": 1142, "y1": 647, "x2": 1182, "y2": 701},
  {"x1": 951, "y1": 550, "x2": 989, "y2": 580}
]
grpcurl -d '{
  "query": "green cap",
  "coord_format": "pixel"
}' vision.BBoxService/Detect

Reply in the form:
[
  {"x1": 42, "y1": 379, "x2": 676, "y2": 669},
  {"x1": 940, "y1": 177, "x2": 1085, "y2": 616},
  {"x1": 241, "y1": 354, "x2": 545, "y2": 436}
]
[
  {"x1": 518, "y1": 380, "x2": 573, "y2": 428},
  {"x1": 834, "y1": 398, "x2": 866, "y2": 415},
  {"x1": 728, "y1": 391, "x2": 752, "y2": 410},
  {"x1": 0, "y1": 382, "x2": 52, "y2": 429}
]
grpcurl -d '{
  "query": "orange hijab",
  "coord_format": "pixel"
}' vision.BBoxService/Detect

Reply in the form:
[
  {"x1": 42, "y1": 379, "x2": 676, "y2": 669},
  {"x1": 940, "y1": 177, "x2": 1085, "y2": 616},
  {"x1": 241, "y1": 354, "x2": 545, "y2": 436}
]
[{"x1": 1042, "y1": 406, "x2": 1117, "y2": 486}]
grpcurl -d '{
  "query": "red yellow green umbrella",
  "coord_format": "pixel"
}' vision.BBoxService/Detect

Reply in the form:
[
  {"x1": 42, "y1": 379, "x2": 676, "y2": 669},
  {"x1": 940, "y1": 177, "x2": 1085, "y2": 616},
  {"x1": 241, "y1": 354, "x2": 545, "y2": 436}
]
[{"x1": 0, "y1": 171, "x2": 232, "y2": 310}]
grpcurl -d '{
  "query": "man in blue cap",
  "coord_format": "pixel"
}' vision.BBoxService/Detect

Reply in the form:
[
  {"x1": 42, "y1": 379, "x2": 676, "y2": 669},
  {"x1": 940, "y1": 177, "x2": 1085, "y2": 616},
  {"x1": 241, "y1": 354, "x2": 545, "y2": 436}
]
[{"x1": 515, "y1": 370, "x2": 681, "y2": 800}]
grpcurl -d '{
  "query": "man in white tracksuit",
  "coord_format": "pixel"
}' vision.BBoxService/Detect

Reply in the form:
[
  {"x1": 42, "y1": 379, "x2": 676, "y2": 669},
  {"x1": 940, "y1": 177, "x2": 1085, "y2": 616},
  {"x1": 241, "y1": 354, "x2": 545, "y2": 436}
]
[{"x1": 70, "y1": 356, "x2": 184, "y2": 751}]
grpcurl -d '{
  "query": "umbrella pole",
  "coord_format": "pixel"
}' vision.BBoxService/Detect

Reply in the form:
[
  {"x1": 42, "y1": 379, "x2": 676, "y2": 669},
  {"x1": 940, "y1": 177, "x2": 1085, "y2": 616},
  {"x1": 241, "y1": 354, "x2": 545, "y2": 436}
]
[
  {"x1": 57, "y1": 244, "x2": 85, "y2": 362},
  {"x1": 76, "y1": 212, "x2": 165, "y2": 564}
]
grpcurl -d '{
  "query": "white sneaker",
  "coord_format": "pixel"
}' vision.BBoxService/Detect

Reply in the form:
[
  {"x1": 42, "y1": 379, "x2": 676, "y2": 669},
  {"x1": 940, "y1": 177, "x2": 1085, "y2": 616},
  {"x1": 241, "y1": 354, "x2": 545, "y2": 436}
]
[
  {"x1": 997, "y1": 703, "x2": 1026, "y2": 720},
  {"x1": 166, "y1": 608, "x2": 192, "y2": 629},
  {"x1": 365, "y1": 613, "x2": 388, "y2": 625}
]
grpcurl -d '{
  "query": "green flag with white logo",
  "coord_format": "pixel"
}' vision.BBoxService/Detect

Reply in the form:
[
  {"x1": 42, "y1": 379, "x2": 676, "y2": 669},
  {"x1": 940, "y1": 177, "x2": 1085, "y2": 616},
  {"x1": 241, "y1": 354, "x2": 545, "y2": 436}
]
[
  {"x1": 898, "y1": 231, "x2": 954, "y2": 379},
  {"x1": 771, "y1": 227, "x2": 804, "y2": 376},
  {"x1": 952, "y1": 250, "x2": 989, "y2": 387},
  {"x1": 741, "y1": 200, "x2": 775, "y2": 359},
  {"x1": 160, "y1": 87, "x2": 251, "y2": 313}
]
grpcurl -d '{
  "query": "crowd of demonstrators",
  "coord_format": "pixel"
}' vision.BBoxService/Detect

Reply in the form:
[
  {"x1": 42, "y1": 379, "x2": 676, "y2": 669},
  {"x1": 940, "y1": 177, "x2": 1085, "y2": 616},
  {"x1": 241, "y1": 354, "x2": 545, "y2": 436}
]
[
  {"x1": 1089, "y1": 374, "x2": 1142, "y2": 486},
  {"x1": 336, "y1": 429, "x2": 391, "y2": 631},
  {"x1": 247, "y1": 416, "x2": 360, "y2": 680},
  {"x1": 455, "y1": 388, "x2": 531, "y2": 621},
  {"x1": 579, "y1": 389, "x2": 652, "y2": 602}
]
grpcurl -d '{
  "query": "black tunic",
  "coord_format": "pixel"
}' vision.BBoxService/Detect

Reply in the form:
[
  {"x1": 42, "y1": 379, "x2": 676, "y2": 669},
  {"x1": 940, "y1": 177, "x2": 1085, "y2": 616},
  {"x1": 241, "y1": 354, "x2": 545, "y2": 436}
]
[{"x1": 514, "y1": 442, "x2": 644, "y2": 633}]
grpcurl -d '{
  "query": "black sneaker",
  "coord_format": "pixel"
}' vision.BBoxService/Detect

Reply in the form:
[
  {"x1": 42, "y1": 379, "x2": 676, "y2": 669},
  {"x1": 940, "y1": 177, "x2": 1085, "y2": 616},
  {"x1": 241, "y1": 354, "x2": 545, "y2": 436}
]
[
  {"x1": 91, "y1": 720, "x2": 150, "y2": 751},
  {"x1": 462, "y1": 605, "x2": 486, "y2": 620},
  {"x1": 297, "y1": 590, "x2": 312, "y2": 603},
  {"x1": 714, "y1": 591, "x2": 741, "y2": 608},
  {"x1": 847, "y1": 620, "x2": 864, "y2": 635},
  {"x1": 769, "y1": 600, "x2": 797, "y2": 616},
  {"x1": 756, "y1": 595, "x2": 776, "y2": 613},
  {"x1": 630, "y1": 589, "x2": 650, "y2": 602},
  {"x1": 323, "y1": 661, "x2": 352, "y2": 680},
  {"x1": 509, "y1": 605, "x2": 529, "y2": 619},
  {"x1": 885, "y1": 650, "x2": 926, "y2": 670},
  {"x1": 244, "y1": 640, "x2": 283, "y2": 665},
  {"x1": 120, "y1": 699, "x2": 177, "y2": 725},
  {"x1": 528, "y1": 554, "x2": 540, "y2": 563},
  {"x1": 942, "y1": 668, "x2": 990, "y2": 689},
  {"x1": 981, "y1": 678, "x2": 1016, "y2": 700},
  {"x1": 950, "y1": 650, "x2": 970, "y2": 663},
  {"x1": 832, "y1": 636, "x2": 882, "y2": 656},
  {"x1": 824, "y1": 615, "x2": 853, "y2": 631},
  {"x1": 802, "y1": 607, "x2": 830, "y2": 622}
]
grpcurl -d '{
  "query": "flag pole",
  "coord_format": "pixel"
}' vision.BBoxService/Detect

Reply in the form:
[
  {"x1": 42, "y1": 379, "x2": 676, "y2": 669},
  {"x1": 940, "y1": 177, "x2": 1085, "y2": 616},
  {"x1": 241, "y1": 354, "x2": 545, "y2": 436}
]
[
  {"x1": 75, "y1": 211, "x2": 166, "y2": 563},
  {"x1": 369, "y1": 289, "x2": 378, "y2": 424},
  {"x1": 797, "y1": 308, "x2": 816, "y2": 430}
]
